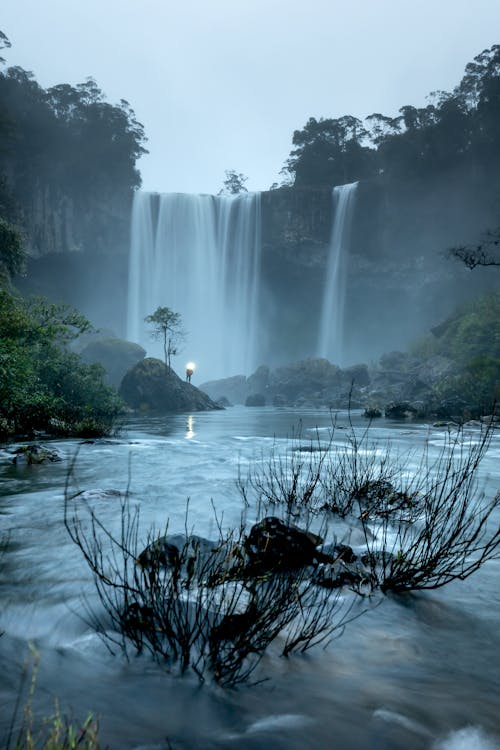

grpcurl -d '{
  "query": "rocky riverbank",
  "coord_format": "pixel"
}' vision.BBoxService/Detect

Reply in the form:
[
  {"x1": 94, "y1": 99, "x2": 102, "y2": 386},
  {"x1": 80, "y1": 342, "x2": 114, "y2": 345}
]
[{"x1": 200, "y1": 351, "x2": 497, "y2": 423}]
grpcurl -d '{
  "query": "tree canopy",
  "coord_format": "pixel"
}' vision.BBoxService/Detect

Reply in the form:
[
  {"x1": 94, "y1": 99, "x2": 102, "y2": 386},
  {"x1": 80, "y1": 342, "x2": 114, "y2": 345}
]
[
  {"x1": 282, "y1": 45, "x2": 500, "y2": 188},
  {"x1": 0, "y1": 30, "x2": 147, "y2": 237}
]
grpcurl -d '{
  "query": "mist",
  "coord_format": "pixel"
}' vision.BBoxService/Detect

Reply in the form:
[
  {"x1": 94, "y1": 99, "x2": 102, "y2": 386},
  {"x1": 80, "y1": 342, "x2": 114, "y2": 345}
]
[
  {"x1": 2, "y1": 0, "x2": 500, "y2": 193},
  {"x1": 1, "y1": 7, "x2": 500, "y2": 750}
]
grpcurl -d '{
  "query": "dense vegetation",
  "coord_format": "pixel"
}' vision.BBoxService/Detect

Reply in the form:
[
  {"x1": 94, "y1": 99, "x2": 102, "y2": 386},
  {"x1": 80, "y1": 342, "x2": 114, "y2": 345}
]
[
  {"x1": 411, "y1": 292, "x2": 500, "y2": 416},
  {"x1": 282, "y1": 45, "x2": 500, "y2": 189},
  {"x1": 0, "y1": 30, "x2": 143, "y2": 441},
  {"x1": 0, "y1": 284, "x2": 122, "y2": 440},
  {"x1": 0, "y1": 29, "x2": 147, "y2": 249}
]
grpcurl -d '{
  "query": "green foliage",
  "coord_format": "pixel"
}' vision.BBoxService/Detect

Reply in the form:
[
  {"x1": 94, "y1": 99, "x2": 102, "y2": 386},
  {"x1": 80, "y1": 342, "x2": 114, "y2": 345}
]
[
  {"x1": 4, "y1": 651, "x2": 100, "y2": 750},
  {"x1": 410, "y1": 293, "x2": 500, "y2": 416},
  {"x1": 0, "y1": 289, "x2": 122, "y2": 439},
  {"x1": 145, "y1": 306, "x2": 184, "y2": 369},
  {"x1": 437, "y1": 293, "x2": 500, "y2": 364},
  {"x1": 435, "y1": 355, "x2": 500, "y2": 416},
  {"x1": 0, "y1": 218, "x2": 24, "y2": 281}
]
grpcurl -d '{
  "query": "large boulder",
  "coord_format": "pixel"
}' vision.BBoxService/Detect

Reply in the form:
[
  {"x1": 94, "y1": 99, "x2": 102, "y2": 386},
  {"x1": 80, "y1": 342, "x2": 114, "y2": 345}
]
[
  {"x1": 269, "y1": 358, "x2": 342, "y2": 404},
  {"x1": 243, "y1": 516, "x2": 324, "y2": 573},
  {"x1": 120, "y1": 358, "x2": 222, "y2": 413},
  {"x1": 199, "y1": 375, "x2": 248, "y2": 404},
  {"x1": 80, "y1": 337, "x2": 146, "y2": 387}
]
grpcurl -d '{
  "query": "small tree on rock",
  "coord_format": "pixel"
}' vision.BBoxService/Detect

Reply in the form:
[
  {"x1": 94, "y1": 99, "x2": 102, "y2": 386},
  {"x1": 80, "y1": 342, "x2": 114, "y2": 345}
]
[{"x1": 145, "y1": 306, "x2": 184, "y2": 371}]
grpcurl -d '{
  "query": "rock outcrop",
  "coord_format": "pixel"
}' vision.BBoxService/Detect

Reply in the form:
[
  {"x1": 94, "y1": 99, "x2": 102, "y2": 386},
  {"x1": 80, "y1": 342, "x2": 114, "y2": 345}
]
[
  {"x1": 201, "y1": 358, "x2": 370, "y2": 408},
  {"x1": 120, "y1": 358, "x2": 222, "y2": 413}
]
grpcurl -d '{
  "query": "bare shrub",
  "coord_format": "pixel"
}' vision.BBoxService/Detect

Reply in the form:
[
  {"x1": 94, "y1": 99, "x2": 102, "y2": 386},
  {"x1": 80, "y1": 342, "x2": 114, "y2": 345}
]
[
  {"x1": 238, "y1": 432, "x2": 329, "y2": 518},
  {"x1": 63, "y1": 418, "x2": 499, "y2": 686},
  {"x1": 357, "y1": 425, "x2": 500, "y2": 592},
  {"x1": 237, "y1": 418, "x2": 500, "y2": 595},
  {"x1": 319, "y1": 428, "x2": 415, "y2": 519},
  {"x1": 64, "y1": 473, "x2": 358, "y2": 686}
]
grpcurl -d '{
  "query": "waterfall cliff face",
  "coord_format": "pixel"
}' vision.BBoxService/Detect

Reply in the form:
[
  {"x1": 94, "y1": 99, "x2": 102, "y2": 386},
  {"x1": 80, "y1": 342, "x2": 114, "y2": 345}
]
[
  {"x1": 127, "y1": 191, "x2": 262, "y2": 381},
  {"x1": 316, "y1": 182, "x2": 358, "y2": 366}
]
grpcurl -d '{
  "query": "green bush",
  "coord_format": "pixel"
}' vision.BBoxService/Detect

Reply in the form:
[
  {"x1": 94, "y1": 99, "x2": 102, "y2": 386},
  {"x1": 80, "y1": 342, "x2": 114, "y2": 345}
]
[
  {"x1": 0, "y1": 289, "x2": 122, "y2": 439},
  {"x1": 0, "y1": 218, "x2": 25, "y2": 282},
  {"x1": 409, "y1": 293, "x2": 500, "y2": 416},
  {"x1": 435, "y1": 355, "x2": 500, "y2": 416},
  {"x1": 433, "y1": 293, "x2": 500, "y2": 362}
]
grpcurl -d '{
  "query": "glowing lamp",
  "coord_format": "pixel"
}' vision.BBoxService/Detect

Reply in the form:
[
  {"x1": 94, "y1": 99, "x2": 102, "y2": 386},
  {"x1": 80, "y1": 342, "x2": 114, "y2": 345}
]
[{"x1": 186, "y1": 362, "x2": 196, "y2": 371}]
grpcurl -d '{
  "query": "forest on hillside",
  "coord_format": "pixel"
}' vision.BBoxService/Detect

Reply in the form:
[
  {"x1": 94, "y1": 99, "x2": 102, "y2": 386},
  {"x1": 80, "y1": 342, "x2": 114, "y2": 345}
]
[
  {"x1": 280, "y1": 44, "x2": 500, "y2": 190},
  {"x1": 0, "y1": 29, "x2": 147, "y2": 260}
]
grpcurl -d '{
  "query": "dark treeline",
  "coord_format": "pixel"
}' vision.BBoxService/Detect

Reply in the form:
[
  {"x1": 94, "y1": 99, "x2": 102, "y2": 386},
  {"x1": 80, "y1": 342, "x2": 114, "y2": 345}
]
[
  {"x1": 282, "y1": 45, "x2": 500, "y2": 189},
  {"x1": 0, "y1": 29, "x2": 147, "y2": 250},
  {"x1": 0, "y1": 30, "x2": 143, "y2": 440}
]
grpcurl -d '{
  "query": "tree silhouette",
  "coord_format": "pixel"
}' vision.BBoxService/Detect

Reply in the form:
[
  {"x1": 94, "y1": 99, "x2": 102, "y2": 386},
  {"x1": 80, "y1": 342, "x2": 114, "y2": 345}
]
[{"x1": 145, "y1": 306, "x2": 185, "y2": 370}]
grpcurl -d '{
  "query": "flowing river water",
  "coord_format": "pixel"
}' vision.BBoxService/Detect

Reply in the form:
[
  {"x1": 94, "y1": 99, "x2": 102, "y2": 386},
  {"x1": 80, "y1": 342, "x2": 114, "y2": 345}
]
[{"x1": 1, "y1": 407, "x2": 499, "y2": 750}]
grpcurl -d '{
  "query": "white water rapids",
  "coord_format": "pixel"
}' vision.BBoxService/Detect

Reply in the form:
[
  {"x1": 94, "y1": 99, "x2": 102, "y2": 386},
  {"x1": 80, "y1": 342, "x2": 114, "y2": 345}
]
[{"x1": 0, "y1": 409, "x2": 499, "y2": 749}]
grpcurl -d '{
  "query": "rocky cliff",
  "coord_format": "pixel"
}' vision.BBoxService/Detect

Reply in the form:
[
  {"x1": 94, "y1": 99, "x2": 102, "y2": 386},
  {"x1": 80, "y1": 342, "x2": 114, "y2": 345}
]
[{"x1": 17, "y1": 168, "x2": 499, "y2": 365}]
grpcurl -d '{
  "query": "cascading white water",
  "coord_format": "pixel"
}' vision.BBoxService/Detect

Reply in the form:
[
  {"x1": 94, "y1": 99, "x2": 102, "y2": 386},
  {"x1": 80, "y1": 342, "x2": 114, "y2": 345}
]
[
  {"x1": 127, "y1": 191, "x2": 262, "y2": 382},
  {"x1": 316, "y1": 182, "x2": 358, "y2": 365}
]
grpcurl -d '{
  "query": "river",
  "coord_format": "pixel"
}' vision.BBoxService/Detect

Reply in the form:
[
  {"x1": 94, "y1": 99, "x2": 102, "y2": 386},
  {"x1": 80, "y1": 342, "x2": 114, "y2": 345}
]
[{"x1": 1, "y1": 407, "x2": 499, "y2": 750}]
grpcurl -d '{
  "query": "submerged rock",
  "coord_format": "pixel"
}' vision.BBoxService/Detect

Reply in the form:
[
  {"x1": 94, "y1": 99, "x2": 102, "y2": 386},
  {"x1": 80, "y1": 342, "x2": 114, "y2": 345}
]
[
  {"x1": 136, "y1": 533, "x2": 226, "y2": 577},
  {"x1": 243, "y1": 516, "x2": 324, "y2": 573},
  {"x1": 12, "y1": 444, "x2": 63, "y2": 465},
  {"x1": 72, "y1": 488, "x2": 122, "y2": 501},
  {"x1": 319, "y1": 542, "x2": 357, "y2": 564},
  {"x1": 120, "y1": 358, "x2": 222, "y2": 413},
  {"x1": 136, "y1": 536, "x2": 182, "y2": 570},
  {"x1": 363, "y1": 406, "x2": 382, "y2": 419},
  {"x1": 384, "y1": 401, "x2": 420, "y2": 420},
  {"x1": 312, "y1": 560, "x2": 370, "y2": 589}
]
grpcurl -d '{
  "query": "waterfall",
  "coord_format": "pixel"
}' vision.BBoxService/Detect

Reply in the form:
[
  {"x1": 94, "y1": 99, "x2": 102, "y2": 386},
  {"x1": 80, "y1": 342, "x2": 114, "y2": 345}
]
[
  {"x1": 317, "y1": 182, "x2": 358, "y2": 365},
  {"x1": 127, "y1": 191, "x2": 262, "y2": 382}
]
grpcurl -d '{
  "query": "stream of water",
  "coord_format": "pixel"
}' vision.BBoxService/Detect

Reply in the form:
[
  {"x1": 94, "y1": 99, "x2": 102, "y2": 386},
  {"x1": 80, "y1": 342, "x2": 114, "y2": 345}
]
[{"x1": 1, "y1": 408, "x2": 499, "y2": 749}]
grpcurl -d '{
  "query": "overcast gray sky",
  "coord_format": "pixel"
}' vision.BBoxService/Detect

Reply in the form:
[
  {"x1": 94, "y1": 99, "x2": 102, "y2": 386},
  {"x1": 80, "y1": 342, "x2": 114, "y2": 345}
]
[{"x1": 2, "y1": 0, "x2": 500, "y2": 194}]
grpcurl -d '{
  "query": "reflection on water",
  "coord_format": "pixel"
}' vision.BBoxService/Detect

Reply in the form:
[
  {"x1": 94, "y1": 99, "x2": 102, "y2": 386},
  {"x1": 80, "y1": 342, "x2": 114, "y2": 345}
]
[
  {"x1": 185, "y1": 414, "x2": 196, "y2": 439},
  {"x1": 0, "y1": 407, "x2": 499, "y2": 750}
]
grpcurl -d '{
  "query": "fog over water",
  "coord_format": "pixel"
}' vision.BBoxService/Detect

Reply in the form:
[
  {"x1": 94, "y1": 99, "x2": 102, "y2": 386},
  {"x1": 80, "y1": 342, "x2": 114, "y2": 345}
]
[{"x1": 2, "y1": 0, "x2": 500, "y2": 193}]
